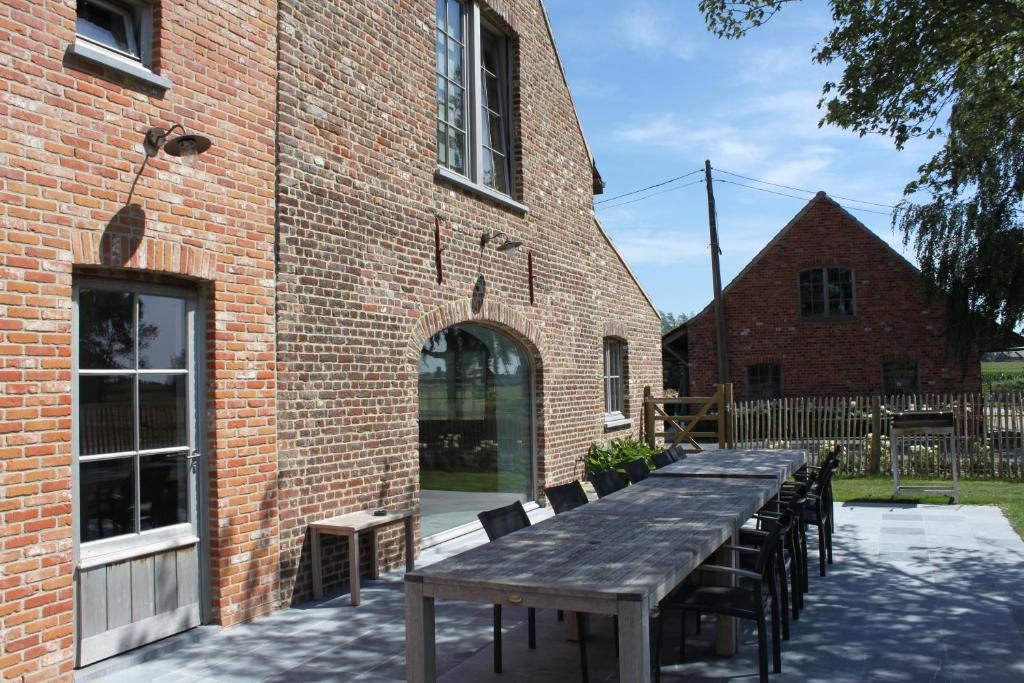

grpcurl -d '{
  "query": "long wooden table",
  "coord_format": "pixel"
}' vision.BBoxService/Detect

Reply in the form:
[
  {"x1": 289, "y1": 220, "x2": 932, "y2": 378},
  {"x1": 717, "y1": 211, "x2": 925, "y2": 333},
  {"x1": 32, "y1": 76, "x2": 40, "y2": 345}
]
[
  {"x1": 405, "y1": 467, "x2": 790, "y2": 682},
  {"x1": 652, "y1": 448, "x2": 807, "y2": 484}
]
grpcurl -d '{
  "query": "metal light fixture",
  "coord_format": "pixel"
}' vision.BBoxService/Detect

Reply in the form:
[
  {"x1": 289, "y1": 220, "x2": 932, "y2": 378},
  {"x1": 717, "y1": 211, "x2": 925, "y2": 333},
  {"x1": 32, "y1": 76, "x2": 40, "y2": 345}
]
[
  {"x1": 480, "y1": 229, "x2": 522, "y2": 252},
  {"x1": 143, "y1": 124, "x2": 212, "y2": 168}
]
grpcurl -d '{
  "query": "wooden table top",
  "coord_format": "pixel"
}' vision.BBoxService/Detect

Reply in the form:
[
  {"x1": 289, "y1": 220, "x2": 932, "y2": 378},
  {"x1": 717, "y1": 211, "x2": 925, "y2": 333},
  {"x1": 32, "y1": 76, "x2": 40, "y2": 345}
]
[
  {"x1": 652, "y1": 448, "x2": 807, "y2": 483},
  {"x1": 406, "y1": 476, "x2": 777, "y2": 603},
  {"x1": 311, "y1": 509, "x2": 413, "y2": 533}
]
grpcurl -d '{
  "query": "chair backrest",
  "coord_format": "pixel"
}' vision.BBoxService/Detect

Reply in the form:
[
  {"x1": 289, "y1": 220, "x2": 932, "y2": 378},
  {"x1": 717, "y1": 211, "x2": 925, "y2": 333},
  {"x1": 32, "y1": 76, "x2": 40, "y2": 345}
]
[
  {"x1": 544, "y1": 481, "x2": 589, "y2": 514},
  {"x1": 651, "y1": 451, "x2": 674, "y2": 469},
  {"x1": 623, "y1": 458, "x2": 650, "y2": 484},
  {"x1": 477, "y1": 500, "x2": 531, "y2": 541},
  {"x1": 590, "y1": 468, "x2": 626, "y2": 498},
  {"x1": 668, "y1": 444, "x2": 687, "y2": 461},
  {"x1": 753, "y1": 510, "x2": 791, "y2": 578}
]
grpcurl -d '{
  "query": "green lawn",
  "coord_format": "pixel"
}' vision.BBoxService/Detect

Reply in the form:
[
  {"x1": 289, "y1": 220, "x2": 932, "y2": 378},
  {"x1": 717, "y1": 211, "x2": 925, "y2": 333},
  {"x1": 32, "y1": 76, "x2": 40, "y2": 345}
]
[
  {"x1": 982, "y1": 360, "x2": 1024, "y2": 373},
  {"x1": 833, "y1": 476, "x2": 1024, "y2": 538},
  {"x1": 420, "y1": 469, "x2": 529, "y2": 493}
]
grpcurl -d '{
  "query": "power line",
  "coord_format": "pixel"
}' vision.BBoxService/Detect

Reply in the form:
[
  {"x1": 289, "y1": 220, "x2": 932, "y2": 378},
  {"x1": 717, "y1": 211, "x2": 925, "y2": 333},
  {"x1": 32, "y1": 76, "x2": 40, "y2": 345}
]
[
  {"x1": 594, "y1": 168, "x2": 703, "y2": 205},
  {"x1": 714, "y1": 177, "x2": 894, "y2": 216},
  {"x1": 713, "y1": 167, "x2": 898, "y2": 209},
  {"x1": 595, "y1": 179, "x2": 704, "y2": 211}
]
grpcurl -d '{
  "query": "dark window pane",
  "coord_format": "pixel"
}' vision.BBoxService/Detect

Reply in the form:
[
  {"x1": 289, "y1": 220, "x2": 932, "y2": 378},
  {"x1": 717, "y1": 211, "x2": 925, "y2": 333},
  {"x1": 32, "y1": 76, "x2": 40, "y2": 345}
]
[
  {"x1": 747, "y1": 364, "x2": 782, "y2": 400},
  {"x1": 79, "y1": 289, "x2": 133, "y2": 369},
  {"x1": 490, "y1": 151, "x2": 508, "y2": 193},
  {"x1": 481, "y1": 150, "x2": 494, "y2": 187},
  {"x1": 80, "y1": 458, "x2": 135, "y2": 542},
  {"x1": 79, "y1": 375, "x2": 134, "y2": 455},
  {"x1": 487, "y1": 113, "x2": 505, "y2": 154},
  {"x1": 483, "y1": 72, "x2": 501, "y2": 112},
  {"x1": 884, "y1": 361, "x2": 918, "y2": 395},
  {"x1": 138, "y1": 294, "x2": 186, "y2": 370},
  {"x1": 436, "y1": 121, "x2": 447, "y2": 166},
  {"x1": 435, "y1": 29, "x2": 446, "y2": 75},
  {"x1": 140, "y1": 453, "x2": 188, "y2": 531},
  {"x1": 447, "y1": 83, "x2": 465, "y2": 129},
  {"x1": 446, "y1": 0, "x2": 462, "y2": 41},
  {"x1": 447, "y1": 37, "x2": 463, "y2": 82},
  {"x1": 76, "y1": 0, "x2": 136, "y2": 58},
  {"x1": 436, "y1": 75, "x2": 446, "y2": 119},
  {"x1": 447, "y1": 128, "x2": 466, "y2": 174},
  {"x1": 139, "y1": 375, "x2": 187, "y2": 450}
]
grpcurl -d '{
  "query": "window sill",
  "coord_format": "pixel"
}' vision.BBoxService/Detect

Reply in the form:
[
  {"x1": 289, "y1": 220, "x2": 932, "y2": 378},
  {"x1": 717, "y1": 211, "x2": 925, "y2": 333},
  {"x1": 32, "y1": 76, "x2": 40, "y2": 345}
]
[
  {"x1": 798, "y1": 315, "x2": 859, "y2": 324},
  {"x1": 68, "y1": 39, "x2": 172, "y2": 91},
  {"x1": 435, "y1": 167, "x2": 529, "y2": 214},
  {"x1": 604, "y1": 413, "x2": 633, "y2": 430}
]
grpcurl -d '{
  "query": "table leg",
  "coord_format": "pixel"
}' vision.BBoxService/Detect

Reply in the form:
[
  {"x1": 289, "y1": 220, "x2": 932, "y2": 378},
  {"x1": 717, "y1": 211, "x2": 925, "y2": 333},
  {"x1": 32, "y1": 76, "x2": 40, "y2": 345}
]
[
  {"x1": 405, "y1": 517, "x2": 416, "y2": 572},
  {"x1": 370, "y1": 530, "x2": 380, "y2": 580},
  {"x1": 405, "y1": 579, "x2": 436, "y2": 683},
  {"x1": 311, "y1": 527, "x2": 323, "y2": 599},
  {"x1": 349, "y1": 531, "x2": 361, "y2": 606},
  {"x1": 617, "y1": 596, "x2": 651, "y2": 683},
  {"x1": 715, "y1": 529, "x2": 740, "y2": 655}
]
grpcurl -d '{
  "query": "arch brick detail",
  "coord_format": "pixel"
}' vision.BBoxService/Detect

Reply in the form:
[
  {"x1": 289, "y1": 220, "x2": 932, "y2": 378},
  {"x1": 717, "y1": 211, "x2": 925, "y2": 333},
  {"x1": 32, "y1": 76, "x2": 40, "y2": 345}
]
[
  {"x1": 71, "y1": 231, "x2": 219, "y2": 280},
  {"x1": 408, "y1": 299, "x2": 546, "y2": 362},
  {"x1": 601, "y1": 320, "x2": 629, "y2": 341}
]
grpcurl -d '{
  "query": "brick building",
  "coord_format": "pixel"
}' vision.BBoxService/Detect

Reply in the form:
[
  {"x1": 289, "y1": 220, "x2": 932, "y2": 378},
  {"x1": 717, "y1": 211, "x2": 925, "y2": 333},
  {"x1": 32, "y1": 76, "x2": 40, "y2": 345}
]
[
  {"x1": 0, "y1": 0, "x2": 660, "y2": 678},
  {"x1": 666, "y1": 192, "x2": 983, "y2": 400}
]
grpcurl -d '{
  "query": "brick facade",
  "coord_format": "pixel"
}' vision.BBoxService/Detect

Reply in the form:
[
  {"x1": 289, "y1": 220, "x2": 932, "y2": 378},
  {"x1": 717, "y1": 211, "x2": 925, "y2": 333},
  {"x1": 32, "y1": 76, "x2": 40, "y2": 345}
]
[
  {"x1": 274, "y1": 0, "x2": 662, "y2": 604},
  {"x1": 2, "y1": 0, "x2": 661, "y2": 678},
  {"x1": 682, "y1": 193, "x2": 981, "y2": 399},
  {"x1": 1, "y1": 0, "x2": 278, "y2": 679}
]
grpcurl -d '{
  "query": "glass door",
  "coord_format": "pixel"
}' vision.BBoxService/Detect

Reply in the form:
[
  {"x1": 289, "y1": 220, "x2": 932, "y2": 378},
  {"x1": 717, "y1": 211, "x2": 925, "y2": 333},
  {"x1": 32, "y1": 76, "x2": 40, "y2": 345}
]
[{"x1": 73, "y1": 279, "x2": 202, "y2": 666}]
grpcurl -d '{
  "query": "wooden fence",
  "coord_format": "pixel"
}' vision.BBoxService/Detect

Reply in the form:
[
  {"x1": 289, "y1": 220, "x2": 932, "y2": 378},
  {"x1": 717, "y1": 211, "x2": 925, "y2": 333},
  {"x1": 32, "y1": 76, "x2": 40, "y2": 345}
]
[
  {"x1": 643, "y1": 384, "x2": 733, "y2": 452},
  {"x1": 732, "y1": 391, "x2": 1024, "y2": 479}
]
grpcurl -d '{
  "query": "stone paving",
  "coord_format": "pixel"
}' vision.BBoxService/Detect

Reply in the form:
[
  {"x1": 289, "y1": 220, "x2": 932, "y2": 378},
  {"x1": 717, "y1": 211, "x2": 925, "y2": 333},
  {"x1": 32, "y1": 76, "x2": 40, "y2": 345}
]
[{"x1": 80, "y1": 503, "x2": 1024, "y2": 682}]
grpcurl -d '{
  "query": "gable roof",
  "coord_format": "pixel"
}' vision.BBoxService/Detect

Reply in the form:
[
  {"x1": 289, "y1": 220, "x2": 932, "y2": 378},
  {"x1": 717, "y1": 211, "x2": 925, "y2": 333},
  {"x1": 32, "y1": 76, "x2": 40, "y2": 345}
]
[{"x1": 680, "y1": 191, "x2": 917, "y2": 330}]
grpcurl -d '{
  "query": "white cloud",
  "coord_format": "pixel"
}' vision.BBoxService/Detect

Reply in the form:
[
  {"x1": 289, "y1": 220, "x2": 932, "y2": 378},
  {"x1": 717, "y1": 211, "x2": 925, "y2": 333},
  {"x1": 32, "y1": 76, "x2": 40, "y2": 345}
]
[
  {"x1": 616, "y1": 115, "x2": 770, "y2": 168},
  {"x1": 619, "y1": 3, "x2": 700, "y2": 61},
  {"x1": 606, "y1": 227, "x2": 709, "y2": 266}
]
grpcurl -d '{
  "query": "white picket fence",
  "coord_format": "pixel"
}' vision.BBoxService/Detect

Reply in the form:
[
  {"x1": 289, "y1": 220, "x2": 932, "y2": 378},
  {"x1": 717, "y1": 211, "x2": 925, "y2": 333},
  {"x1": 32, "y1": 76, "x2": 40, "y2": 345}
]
[{"x1": 732, "y1": 392, "x2": 1024, "y2": 479}]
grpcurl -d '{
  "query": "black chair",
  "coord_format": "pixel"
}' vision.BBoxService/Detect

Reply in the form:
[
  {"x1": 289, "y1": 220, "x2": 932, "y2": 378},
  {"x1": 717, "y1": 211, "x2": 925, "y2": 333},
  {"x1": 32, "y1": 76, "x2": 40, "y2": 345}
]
[
  {"x1": 668, "y1": 444, "x2": 688, "y2": 461},
  {"x1": 790, "y1": 458, "x2": 838, "y2": 577},
  {"x1": 623, "y1": 457, "x2": 650, "y2": 484},
  {"x1": 590, "y1": 468, "x2": 626, "y2": 498},
  {"x1": 544, "y1": 480, "x2": 589, "y2": 514},
  {"x1": 651, "y1": 451, "x2": 674, "y2": 469},
  {"x1": 478, "y1": 501, "x2": 589, "y2": 681},
  {"x1": 656, "y1": 512, "x2": 790, "y2": 683}
]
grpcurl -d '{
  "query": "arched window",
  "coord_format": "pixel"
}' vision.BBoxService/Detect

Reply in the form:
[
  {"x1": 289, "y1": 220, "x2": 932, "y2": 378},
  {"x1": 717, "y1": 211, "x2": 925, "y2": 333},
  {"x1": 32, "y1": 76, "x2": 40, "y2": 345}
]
[
  {"x1": 799, "y1": 267, "x2": 855, "y2": 318},
  {"x1": 418, "y1": 324, "x2": 533, "y2": 537},
  {"x1": 603, "y1": 338, "x2": 627, "y2": 419}
]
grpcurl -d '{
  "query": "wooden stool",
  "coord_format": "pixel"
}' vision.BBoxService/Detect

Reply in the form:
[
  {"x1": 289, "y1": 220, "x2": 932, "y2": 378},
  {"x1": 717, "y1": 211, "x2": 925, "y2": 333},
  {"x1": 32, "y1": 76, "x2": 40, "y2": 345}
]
[{"x1": 310, "y1": 509, "x2": 414, "y2": 605}]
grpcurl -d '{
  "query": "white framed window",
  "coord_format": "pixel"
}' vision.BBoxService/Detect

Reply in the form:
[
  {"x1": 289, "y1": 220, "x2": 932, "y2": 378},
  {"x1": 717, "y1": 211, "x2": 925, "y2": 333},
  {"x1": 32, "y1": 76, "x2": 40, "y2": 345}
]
[
  {"x1": 71, "y1": 0, "x2": 171, "y2": 90},
  {"x1": 435, "y1": 0, "x2": 514, "y2": 198},
  {"x1": 76, "y1": 0, "x2": 148, "y2": 63},
  {"x1": 603, "y1": 339, "x2": 626, "y2": 420},
  {"x1": 799, "y1": 267, "x2": 855, "y2": 319}
]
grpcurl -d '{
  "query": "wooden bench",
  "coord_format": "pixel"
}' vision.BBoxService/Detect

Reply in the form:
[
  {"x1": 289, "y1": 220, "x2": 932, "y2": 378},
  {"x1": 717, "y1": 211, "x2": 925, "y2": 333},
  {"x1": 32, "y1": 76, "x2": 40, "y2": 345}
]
[{"x1": 310, "y1": 509, "x2": 414, "y2": 605}]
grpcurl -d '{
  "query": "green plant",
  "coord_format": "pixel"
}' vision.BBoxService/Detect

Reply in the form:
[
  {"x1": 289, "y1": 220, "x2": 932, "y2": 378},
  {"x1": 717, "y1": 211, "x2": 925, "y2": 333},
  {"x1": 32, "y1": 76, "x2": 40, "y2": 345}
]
[{"x1": 586, "y1": 437, "x2": 659, "y2": 478}]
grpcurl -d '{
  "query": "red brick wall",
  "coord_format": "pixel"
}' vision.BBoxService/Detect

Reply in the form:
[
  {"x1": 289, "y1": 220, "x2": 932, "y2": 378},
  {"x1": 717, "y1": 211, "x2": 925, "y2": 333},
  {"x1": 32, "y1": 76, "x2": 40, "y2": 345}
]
[
  {"x1": 274, "y1": 0, "x2": 662, "y2": 602},
  {"x1": 0, "y1": 0, "x2": 278, "y2": 679},
  {"x1": 687, "y1": 194, "x2": 981, "y2": 399}
]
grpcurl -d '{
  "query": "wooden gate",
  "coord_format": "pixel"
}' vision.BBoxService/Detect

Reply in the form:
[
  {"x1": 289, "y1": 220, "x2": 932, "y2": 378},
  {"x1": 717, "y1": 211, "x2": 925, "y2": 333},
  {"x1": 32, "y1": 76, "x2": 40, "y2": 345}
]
[{"x1": 643, "y1": 384, "x2": 734, "y2": 452}]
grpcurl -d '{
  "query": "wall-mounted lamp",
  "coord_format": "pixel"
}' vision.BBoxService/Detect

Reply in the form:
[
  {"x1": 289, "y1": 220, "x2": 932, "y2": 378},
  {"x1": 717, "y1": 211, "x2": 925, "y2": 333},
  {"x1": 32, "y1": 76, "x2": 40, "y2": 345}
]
[
  {"x1": 480, "y1": 229, "x2": 522, "y2": 252},
  {"x1": 143, "y1": 124, "x2": 212, "y2": 168}
]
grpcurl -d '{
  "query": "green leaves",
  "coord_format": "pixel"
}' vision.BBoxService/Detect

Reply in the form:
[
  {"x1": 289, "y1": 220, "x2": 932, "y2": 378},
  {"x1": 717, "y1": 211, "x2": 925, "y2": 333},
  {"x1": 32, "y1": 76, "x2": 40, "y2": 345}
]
[
  {"x1": 701, "y1": 0, "x2": 1024, "y2": 355},
  {"x1": 586, "y1": 437, "x2": 659, "y2": 478}
]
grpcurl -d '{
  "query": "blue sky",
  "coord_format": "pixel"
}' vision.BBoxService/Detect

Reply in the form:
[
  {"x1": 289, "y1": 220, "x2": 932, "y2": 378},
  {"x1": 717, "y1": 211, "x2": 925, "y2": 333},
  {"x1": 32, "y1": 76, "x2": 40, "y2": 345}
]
[{"x1": 544, "y1": 0, "x2": 941, "y2": 319}]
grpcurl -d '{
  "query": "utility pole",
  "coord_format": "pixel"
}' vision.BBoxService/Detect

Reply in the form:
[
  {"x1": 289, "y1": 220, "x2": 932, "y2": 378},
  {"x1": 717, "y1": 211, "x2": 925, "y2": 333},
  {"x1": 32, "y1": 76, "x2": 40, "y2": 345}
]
[{"x1": 705, "y1": 159, "x2": 729, "y2": 385}]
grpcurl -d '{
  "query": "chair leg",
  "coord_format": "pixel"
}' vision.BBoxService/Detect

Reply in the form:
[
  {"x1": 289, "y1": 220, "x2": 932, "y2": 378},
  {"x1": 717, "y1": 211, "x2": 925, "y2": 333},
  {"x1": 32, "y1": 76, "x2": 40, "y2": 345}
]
[
  {"x1": 493, "y1": 604, "x2": 502, "y2": 674},
  {"x1": 817, "y1": 522, "x2": 827, "y2": 577},
  {"x1": 679, "y1": 609, "x2": 687, "y2": 661},
  {"x1": 756, "y1": 607, "x2": 769, "y2": 683},
  {"x1": 778, "y1": 557, "x2": 790, "y2": 640},
  {"x1": 825, "y1": 517, "x2": 834, "y2": 565},
  {"x1": 770, "y1": 594, "x2": 782, "y2": 674},
  {"x1": 613, "y1": 615, "x2": 619, "y2": 656},
  {"x1": 800, "y1": 523, "x2": 810, "y2": 592},
  {"x1": 576, "y1": 612, "x2": 589, "y2": 683},
  {"x1": 528, "y1": 607, "x2": 536, "y2": 649},
  {"x1": 652, "y1": 613, "x2": 662, "y2": 683}
]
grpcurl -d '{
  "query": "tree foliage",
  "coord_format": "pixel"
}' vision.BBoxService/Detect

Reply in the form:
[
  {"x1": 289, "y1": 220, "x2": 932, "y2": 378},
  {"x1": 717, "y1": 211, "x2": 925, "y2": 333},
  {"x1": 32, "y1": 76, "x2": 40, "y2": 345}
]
[
  {"x1": 660, "y1": 310, "x2": 689, "y2": 335},
  {"x1": 700, "y1": 0, "x2": 1024, "y2": 359}
]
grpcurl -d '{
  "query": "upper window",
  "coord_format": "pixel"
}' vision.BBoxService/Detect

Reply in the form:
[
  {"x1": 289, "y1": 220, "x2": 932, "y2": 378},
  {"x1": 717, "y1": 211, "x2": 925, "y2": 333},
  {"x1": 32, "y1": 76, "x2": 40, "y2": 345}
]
[
  {"x1": 603, "y1": 339, "x2": 625, "y2": 417},
  {"x1": 883, "y1": 360, "x2": 919, "y2": 396},
  {"x1": 747, "y1": 364, "x2": 782, "y2": 400},
  {"x1": 799, "y1": 267, "x2": 855, "y2": 318},
  {"x1": 436, "y1": 0, "x2": 513, "y2": 196},
  {"x1": 76, "y1": 0, "x2": 148, "y2": 63}
]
